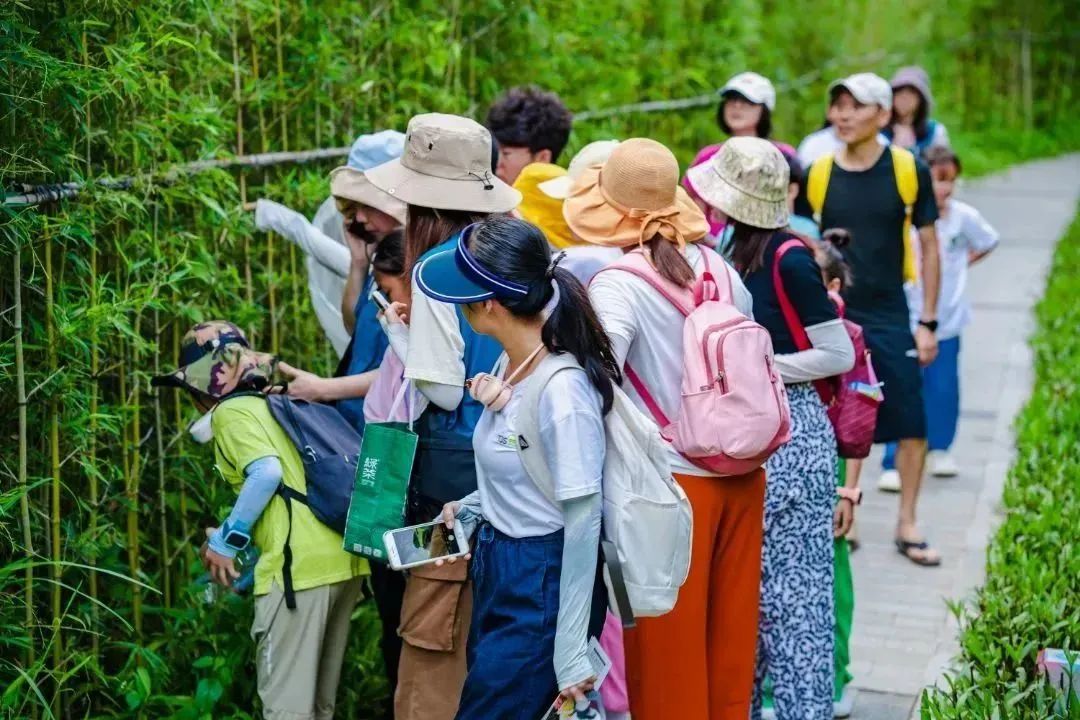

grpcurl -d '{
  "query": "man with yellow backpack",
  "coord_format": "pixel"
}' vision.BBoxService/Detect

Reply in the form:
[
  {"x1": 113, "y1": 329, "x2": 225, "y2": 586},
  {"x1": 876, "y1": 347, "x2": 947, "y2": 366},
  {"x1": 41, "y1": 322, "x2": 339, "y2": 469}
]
[{"x1": 807, "y1": 73, "x2": 942, "y2": 568}]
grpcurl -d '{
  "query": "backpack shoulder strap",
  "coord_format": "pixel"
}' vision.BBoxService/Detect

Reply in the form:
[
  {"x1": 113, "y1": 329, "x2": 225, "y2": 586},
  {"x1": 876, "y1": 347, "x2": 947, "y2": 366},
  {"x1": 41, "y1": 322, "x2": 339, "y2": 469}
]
[
  {"x1": 889, "y1": 146, "x2": 919, "y2": 283},
  {"x1": 807, "y1": 152, "x2": 835, "y2": 225},
  {"x1": 513, "y1": 353, "x2": 583, "y2": 506},
  {"x1": 597, "y1": 251, "x2": 695, "y2": 317},
  {"x1": 890, "y1": 145, "x2": 918, "y2": 207},
  {"x1": 771, "y1": 238, "x2": 834, "y2": 404}
]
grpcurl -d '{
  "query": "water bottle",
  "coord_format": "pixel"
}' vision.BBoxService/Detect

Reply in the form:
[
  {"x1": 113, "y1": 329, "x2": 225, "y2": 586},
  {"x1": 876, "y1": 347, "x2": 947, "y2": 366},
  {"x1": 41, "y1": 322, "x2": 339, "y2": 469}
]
[{"x1": 198, "y1": 547, "x2": 259, "y2": 604}]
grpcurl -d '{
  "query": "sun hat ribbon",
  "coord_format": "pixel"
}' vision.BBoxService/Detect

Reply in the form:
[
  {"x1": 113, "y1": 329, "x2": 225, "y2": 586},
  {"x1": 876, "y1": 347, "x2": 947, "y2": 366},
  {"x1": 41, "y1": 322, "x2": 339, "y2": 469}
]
[{"x1": 598, "y1": 173, "x2": 689, "y2": 249}]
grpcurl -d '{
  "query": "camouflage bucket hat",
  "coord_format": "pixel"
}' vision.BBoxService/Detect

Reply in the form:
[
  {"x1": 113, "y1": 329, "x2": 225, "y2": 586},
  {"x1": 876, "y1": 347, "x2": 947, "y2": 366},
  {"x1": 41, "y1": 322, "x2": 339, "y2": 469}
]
[
  {"x1": 151, "y1": 321, "x2": 276, "y2": 399},
  {"x1": 685, "y1": 136, "x2": 789, "y2": 229}
]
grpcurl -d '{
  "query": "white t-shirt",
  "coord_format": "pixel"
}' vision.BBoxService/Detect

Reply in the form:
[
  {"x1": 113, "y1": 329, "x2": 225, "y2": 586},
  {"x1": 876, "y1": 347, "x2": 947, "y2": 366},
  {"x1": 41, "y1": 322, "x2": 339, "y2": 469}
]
[
  {"x1": 588, "y1": 244, "x2": 754, "y2": 476},
  {"x1": 560, "y1": 246, "x2": 623, "y2": 286},
  {"x1": 905, "y1": 198, "x2": 999, "y2": 339},
  {"x1": 473, "y1": 369, "x2": 605, "y2": 537}
]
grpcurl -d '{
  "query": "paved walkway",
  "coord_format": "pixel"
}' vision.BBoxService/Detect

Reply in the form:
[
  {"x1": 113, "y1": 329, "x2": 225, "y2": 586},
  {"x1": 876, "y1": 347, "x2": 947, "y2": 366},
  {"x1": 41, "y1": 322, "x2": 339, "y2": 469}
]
[{"x1": 846, "y1": 153, "x2": 1080, "y2": 719}]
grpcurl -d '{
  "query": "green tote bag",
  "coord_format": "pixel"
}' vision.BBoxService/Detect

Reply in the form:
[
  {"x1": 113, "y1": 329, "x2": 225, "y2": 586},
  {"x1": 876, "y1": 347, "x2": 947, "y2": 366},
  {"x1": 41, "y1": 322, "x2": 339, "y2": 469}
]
[{"x1": 343, "y1": 381, "x2": 418, "y2": 562}]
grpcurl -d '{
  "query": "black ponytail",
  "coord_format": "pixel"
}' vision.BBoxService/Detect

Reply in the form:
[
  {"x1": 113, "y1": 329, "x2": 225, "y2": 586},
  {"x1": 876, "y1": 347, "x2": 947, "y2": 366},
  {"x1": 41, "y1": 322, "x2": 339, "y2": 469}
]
[
  {"x1": 469, "y1": 216, "x2": 620, "y2": 414},
  {"x1": 542, "y1": 266, "x2": 621, "y2": 413}
]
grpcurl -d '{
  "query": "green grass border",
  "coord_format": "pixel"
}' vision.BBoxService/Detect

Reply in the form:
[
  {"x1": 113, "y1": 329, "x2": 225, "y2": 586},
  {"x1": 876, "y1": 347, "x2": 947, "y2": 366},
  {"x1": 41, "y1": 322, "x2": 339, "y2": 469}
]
[{"x1": 923, "y1": 206, "x2": 1080, "y2": 719}]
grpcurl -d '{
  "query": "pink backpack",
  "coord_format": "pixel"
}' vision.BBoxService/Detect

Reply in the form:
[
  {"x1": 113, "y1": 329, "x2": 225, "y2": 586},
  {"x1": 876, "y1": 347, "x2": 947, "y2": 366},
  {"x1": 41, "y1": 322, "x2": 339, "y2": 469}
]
[
  {"x1": 601, "y1": 247, "x2": 791, "y2": 475},
  {"x1": 773, "y1": 239, "x2": 881, "y2": 459}
]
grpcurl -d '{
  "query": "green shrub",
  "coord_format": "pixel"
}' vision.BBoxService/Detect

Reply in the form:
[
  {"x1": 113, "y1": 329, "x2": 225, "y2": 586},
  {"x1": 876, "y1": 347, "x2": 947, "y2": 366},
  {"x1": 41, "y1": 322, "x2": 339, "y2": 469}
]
[{"x1": 922, "y1": 209, "x2": 1080, "y2": 719}]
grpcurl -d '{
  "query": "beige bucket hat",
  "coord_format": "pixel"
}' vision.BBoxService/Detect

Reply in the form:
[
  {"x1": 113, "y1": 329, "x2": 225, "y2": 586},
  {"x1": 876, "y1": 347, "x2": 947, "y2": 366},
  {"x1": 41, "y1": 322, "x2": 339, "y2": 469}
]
[
  {"x1": 538, "y1": 140, "x2": 621, "y2": 200},
  {"x1": 365, "y1": 113, "x2": 521, "y2": 214},
  {"x1": 562, "y1": 138, "x2": 707, "y2": 249},
  {"x1": 685, "y1": 136, "x2": 789, "y2": 229},
  {"x1": 329, "y1": 168, "x2": 407, "y2": 224}
]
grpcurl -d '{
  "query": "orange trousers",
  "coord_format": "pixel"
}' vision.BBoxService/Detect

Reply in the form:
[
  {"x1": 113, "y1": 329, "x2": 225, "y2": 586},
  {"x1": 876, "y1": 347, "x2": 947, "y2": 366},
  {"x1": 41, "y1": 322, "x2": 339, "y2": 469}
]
[{"x1": 625, "y1": 469, "x2": 766, "y2": 720}]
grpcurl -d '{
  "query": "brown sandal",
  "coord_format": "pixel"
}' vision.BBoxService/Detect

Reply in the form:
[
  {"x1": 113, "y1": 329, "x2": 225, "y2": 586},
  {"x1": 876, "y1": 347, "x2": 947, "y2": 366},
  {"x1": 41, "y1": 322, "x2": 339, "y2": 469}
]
[{"x1": 895, "y1": 539, "x2": 941, "y2": 567}]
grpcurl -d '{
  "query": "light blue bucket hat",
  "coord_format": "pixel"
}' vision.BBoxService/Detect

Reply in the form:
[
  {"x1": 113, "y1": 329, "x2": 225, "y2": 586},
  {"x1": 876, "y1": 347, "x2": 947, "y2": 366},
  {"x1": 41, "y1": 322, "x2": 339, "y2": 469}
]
[{"x1": 330, "y1": 130, "x2": 408, "y2": 222}]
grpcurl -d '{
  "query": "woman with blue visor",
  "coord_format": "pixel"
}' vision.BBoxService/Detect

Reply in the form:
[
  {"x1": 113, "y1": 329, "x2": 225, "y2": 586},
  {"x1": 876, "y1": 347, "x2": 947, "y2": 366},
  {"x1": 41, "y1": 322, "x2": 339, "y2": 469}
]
[{"x1": 416, "y1": 215, "x2": 616, "y2": 719}]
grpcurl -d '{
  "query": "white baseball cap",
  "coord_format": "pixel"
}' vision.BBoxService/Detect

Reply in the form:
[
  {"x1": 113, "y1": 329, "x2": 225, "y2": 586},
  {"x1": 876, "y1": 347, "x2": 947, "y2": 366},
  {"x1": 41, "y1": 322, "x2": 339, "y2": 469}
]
[
  {"x1": 720, "y1": 72, "x2": 777, "y2": 111},
  {"x1": 828, "y1": 73, "x2": 893, "y2": 109},
  {"x1": 538, "y1": 139, "x2": 621, "y2": 199}
]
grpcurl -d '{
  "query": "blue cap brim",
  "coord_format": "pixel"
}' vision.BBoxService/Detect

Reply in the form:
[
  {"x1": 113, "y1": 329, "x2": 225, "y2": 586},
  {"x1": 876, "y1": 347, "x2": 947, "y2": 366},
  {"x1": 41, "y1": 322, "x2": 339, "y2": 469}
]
[{"x1": 415, "y1": 248, "x2": 495, "y2": 304}]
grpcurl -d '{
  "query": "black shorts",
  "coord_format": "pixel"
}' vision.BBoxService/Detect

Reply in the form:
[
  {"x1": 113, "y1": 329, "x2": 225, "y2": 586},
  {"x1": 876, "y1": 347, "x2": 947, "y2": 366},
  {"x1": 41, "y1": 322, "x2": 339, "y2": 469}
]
[{"x1": 862, "y1": 323, "x2": 926, "y2": 443}]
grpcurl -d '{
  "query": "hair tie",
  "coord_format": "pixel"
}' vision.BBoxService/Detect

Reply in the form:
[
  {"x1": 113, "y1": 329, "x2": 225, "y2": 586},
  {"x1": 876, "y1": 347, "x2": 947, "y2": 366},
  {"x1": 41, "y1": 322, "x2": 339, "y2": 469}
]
[{"x1": 546, "y1": 251, "x2": 567, "y2": 280}]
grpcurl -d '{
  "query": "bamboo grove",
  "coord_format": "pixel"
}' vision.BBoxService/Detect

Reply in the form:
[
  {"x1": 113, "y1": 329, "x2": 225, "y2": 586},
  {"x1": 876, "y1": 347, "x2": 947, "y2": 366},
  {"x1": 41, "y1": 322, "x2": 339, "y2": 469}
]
[{"x1": 1, "y1": 1, "x2": 1076, "y2": 717}]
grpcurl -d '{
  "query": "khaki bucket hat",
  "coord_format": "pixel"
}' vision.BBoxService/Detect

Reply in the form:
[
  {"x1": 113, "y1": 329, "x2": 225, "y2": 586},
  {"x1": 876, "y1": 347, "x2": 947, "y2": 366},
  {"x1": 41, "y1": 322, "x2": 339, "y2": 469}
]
[
  {"x1": 562, "y1": 138, "x2": 707, "y2": 249},
  {"x1": 365, "y1": 113, "x2": 521, "y2": 214},
  {"x1": 685, "y1": 136, "x2": 789, "y2": 229},
  {"x1": 329, "y1": 168, "x2": 407, "y2": 224}
]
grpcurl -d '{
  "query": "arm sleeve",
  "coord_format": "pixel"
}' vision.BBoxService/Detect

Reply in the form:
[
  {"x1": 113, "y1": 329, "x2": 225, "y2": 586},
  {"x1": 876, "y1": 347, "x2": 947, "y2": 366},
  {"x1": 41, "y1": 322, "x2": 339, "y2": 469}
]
[
  {"x1": 254, "y1": 199, "x2": 351, "y2": 277},
  {"x1": 912, "y1": 160, "x2": 940, "y2": 229},
  {"x1": 553, "y1": 492, "x2": 602, "y2": 690},
  {"x1": 207, "y1": 455, "x2": 282, "y2": 558},
  {"x1": 774, "y1": 318, "x2": 856, "y2": 383},
  {"x1": 404, "y1": 280, "x2": 467, "y2": 388},
  {"x1": 383, "y1": 319, "x2": 410, "y2": 364},
  {"x1": 588, "y1": 274, "x2": 638, "y2": 368},
  {"x1": 443, "y1": 490, "x2": 484, "y2": 542}
]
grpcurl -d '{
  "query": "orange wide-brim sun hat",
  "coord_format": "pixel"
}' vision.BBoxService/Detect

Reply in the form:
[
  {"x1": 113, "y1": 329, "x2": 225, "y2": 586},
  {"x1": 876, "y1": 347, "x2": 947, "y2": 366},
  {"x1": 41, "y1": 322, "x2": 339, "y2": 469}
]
[{"x1": 562, "y1": 138, "x2": 708, "y2": 249}]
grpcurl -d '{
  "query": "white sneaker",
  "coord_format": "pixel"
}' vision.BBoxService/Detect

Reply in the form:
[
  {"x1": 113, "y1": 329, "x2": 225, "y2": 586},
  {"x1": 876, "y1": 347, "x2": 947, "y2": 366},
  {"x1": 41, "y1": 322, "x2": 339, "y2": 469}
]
[
  {"x1": 761, "y1": 708, "x2": 777, "y2": 720},
  {"x1": 877, "y1": 468, "x2": 901, "y2": 492},
  {"x1": 929, "y1": 450, "x2": 960, "y2": 477},
  {"x1": 834, "y1": 686, "x2": 857, "y2": 718}
]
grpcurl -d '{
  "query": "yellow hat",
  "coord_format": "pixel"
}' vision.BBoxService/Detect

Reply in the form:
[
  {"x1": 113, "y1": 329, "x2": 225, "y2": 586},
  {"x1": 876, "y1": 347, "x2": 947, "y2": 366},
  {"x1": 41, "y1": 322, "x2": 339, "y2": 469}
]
[{"x1": 512, "y1": 163, "x2": 578, "y2": 249}]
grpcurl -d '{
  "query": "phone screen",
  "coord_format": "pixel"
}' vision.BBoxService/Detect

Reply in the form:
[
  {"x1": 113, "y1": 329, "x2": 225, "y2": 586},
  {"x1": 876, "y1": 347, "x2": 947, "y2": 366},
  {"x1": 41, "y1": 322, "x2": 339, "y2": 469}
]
[{"x1": 387, "y1": 521, "x2": 463, "y2": 567}]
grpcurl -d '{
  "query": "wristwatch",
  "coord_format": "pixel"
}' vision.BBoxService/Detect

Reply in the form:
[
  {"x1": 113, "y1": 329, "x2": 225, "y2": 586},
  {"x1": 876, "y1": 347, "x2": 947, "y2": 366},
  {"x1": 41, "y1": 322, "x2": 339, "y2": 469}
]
[
  {"x1": 836, "y1": 487, "x2": 862, "y2": 505},
  {"x1": 918, "y1": 319, "x2": 939, "y2": 333},
  {"x1": 222, "y1": 527, "x2": 252, "y2": 550}
]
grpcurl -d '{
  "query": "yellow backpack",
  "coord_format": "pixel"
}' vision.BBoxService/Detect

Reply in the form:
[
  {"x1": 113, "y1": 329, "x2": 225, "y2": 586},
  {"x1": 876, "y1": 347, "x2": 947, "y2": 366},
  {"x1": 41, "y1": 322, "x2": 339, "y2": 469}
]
[{"x1": 807, "y1": 146, "x2": 919, "y2": 283}]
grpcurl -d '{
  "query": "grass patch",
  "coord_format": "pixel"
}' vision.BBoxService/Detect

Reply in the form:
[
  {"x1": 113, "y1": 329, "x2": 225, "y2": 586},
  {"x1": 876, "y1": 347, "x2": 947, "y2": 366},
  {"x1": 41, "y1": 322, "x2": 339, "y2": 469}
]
[{"x1": 923, "y1": 207, "x2": 1080, "y2": 718}]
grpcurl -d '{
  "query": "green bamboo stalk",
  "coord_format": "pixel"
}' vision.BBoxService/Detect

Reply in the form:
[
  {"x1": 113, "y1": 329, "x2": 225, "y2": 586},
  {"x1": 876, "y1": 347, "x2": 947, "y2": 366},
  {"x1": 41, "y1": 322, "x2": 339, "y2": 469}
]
[
  {"x1": 173, "y1": 310, "x2": 190, "y2": 555},
  {"x1": 232, "y1": 8, "x2": 255, "y2": 342},
  {"x1": 14, "y1": 230, "x2": 36, "y2": 683},
  {"x1": 129, "y1": 312, "x2": 143, "y2": 640},
  {"x1": 83, "y1": 27, "x2": 102, "y2": 666},
  {"x1": 152, "y1": 204, "x2": 170, "y2": 609},
  {"x1": 274, "y1": 0, "x2": 288, "y2": 152},
  {"x1": 44, "y1": 226, "x2": 63, "y2": 718}
]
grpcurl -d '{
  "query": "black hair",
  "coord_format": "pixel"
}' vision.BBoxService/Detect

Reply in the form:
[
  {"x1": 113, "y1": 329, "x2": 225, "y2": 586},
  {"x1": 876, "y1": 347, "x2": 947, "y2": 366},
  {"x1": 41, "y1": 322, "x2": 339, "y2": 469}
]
[
  {"x1": 489, "y1": 134, "x2": 500, "y2": 173},
  {"x1": 890, "y1": 84, "x2": 930, "y2": 140},
  {"x1": 924, "y1": 144, "x2": 962, "y2": 174},
  {"x1": 468, "y1": 215, "x2": 620, "y2": 413},
  {"x1": 728, "y1": 220, "x2": 779, "y2": 275},
  {"x1": 717, "y1": 91, "x2": 773, "y2": 139},
  {"x1": 818, "y1": 228, "x2": 854, "y2": 289},
  {"x1": 784, "y1": 151, "x2": 805, "y2": 194},
  {"x1": 485, "y1": 86, "x2": 573, "y2": 161},
  {"x1": 371, "y1": 229, "x2": 405, "y2": 277}
]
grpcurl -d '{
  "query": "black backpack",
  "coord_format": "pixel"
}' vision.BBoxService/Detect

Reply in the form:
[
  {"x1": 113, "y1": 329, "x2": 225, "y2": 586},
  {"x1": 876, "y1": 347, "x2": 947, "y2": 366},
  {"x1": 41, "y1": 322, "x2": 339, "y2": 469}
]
[{"x1": 217, "y1": 393, "x2": 361, "y2": 609}]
